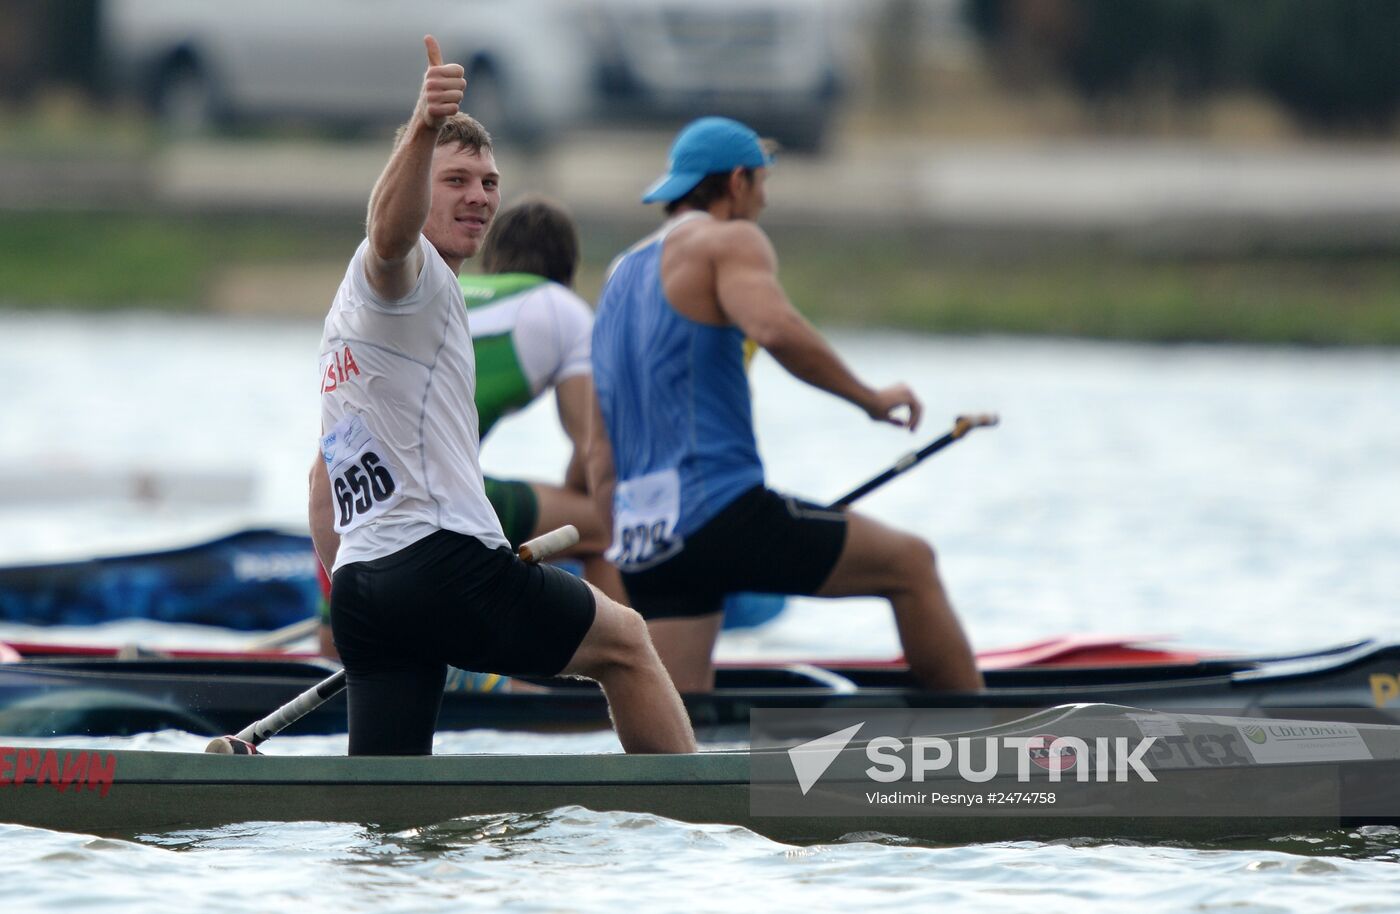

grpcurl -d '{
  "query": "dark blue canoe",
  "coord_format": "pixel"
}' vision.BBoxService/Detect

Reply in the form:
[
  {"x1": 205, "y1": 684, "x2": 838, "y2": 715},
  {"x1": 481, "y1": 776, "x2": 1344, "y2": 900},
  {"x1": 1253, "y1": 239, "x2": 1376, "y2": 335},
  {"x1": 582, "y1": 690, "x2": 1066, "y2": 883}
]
[
  {"x1": 0, "y1": 529, "x2": 321, "y2": 630},
  {"x1": 0, "y1": 529, "x2": 785, "y2": 631}
]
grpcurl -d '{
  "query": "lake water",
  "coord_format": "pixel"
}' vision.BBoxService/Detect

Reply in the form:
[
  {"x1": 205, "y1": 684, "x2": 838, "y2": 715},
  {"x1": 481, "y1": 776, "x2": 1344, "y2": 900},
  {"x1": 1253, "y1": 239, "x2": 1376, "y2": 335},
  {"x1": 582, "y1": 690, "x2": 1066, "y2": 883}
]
[{"x1": 2, "y1": 312, "x2": 1399, "y2": 912}]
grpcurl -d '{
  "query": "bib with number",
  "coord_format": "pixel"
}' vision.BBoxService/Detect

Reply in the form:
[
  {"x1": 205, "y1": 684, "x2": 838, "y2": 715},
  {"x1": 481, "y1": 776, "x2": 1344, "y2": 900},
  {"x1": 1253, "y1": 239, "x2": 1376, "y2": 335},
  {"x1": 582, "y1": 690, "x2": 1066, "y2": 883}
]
[
  {"x1": 321, "y1": 414, "x2": 404, "y2": 533},
  {"x1": 607, "y1": 469, "x2": 682, "y2": 569}
]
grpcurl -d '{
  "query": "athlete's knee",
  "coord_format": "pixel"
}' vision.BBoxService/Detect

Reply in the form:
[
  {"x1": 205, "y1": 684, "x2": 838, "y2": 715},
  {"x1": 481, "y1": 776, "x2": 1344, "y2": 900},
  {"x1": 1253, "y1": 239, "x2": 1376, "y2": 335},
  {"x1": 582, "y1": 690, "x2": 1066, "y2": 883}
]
[
  {"x1": 605, "y1": 597, "x2": 650, "y2": 650},
  {"x1": 887, "y1": 533, "x2": 940, "y2": 590},
  {"x1": 577, "y1": 597, "x2": 654, "y2": 675},
  {"x1": 907, "y1": 534, "x2": 939, "y2": 573}
]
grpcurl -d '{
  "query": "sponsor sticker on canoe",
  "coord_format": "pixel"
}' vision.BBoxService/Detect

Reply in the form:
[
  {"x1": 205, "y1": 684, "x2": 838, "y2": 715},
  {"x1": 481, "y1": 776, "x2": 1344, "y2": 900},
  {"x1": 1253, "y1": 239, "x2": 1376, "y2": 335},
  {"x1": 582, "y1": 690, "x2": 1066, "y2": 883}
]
[
  {"x1": 749, "y1": 707, "x2": 1400, "y2": 820},
  {"x1": 1143, "y1": 714, "x2": 1375, "y2": 764},
  {"x1": 0, "y1": 747, "x2": 117, "y2": 797},
  {"x1": 1230, "y1": 720, "x2": 1373, "y2": 764}
]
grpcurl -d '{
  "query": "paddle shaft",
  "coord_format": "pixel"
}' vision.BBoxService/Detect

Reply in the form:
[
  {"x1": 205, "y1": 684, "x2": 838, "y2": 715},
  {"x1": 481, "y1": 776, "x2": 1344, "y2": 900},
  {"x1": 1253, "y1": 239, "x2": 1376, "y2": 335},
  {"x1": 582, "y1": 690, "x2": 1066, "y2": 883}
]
[
  {"x1": 245, "y1": 616, "x2": 321, "y2": 651},
  {"x1": 205, "y1": 524, "x2": 580, "y2": 753},
  {"x1": 828, "y1": 413, "x2": 998, "y2": 509},
  {"x1": 120, "y1": 603, "x2": 324, "y2": 660},
  {"x1": 231, "y1": 668, "x2": 346, "y2": 747}
]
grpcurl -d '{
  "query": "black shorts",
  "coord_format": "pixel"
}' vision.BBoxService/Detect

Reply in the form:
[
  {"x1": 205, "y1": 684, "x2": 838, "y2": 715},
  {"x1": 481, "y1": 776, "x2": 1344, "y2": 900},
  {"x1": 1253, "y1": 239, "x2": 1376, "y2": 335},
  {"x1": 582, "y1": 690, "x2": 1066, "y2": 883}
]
[
  {"x1": 330, "y1": 529, "x2": 596, "y2": 755},
  {"x1": 621, "y1": 485, "x2": 847, "y2": 621}
]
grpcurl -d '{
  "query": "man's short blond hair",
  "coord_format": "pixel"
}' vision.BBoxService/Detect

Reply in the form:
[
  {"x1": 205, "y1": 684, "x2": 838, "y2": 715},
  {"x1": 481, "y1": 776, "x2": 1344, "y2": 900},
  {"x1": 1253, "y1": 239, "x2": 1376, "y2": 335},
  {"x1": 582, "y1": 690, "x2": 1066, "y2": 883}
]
[{"x1": 395, "y1": 113, "x2": 494, "y2": 152}]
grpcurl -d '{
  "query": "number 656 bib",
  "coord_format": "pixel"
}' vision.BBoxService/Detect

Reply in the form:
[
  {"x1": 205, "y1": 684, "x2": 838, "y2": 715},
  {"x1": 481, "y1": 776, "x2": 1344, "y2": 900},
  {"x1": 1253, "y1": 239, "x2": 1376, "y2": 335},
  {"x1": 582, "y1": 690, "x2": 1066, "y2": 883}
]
[{"x1": 321, "y1": 414, "x2": 404, "y2": 533}]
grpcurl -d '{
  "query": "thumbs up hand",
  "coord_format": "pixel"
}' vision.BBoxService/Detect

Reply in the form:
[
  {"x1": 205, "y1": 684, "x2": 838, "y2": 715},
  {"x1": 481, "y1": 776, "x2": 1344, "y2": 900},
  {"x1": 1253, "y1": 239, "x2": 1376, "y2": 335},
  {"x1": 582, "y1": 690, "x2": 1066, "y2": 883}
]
[{"x1": 416, "y1": 34, "x2": 466, "y2": 133}]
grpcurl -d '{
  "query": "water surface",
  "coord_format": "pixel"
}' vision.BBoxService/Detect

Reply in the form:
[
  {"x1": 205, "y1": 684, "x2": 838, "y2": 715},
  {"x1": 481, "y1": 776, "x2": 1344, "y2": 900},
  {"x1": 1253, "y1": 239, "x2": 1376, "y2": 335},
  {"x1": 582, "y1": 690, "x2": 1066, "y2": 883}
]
[{"x1": 3, "y1": 313, "x2": 1398, "y2": 911}]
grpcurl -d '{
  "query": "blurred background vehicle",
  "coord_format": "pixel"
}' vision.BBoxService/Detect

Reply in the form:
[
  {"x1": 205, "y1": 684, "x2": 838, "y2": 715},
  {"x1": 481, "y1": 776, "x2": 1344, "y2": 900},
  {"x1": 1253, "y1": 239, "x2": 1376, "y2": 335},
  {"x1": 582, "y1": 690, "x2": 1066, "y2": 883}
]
[
  {"x1": 581, "y1": 0, "x2": 847, "y2": 151},
  {"x1": 97, "y1": 0, "x2": 848, "y2": 150},
  {"x1": 99, "y1": 0, "x2": 594, "y2": 145}
]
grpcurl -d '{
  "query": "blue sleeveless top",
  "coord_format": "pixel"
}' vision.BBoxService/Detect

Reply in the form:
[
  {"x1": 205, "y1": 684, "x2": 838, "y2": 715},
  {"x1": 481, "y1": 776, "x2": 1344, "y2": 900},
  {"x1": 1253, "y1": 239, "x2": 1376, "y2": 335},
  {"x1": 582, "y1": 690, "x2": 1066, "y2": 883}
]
[{"x1": 593, "y1": 216, "x2": 764, "y2": 566}]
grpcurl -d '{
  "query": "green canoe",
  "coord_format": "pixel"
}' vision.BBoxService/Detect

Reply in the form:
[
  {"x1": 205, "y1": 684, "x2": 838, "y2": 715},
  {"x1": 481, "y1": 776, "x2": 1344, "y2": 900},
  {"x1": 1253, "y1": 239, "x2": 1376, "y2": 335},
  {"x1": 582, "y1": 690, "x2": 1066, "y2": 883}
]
[{"x1": 3, "y1": 705, "x2": 1397, "y2": 845}]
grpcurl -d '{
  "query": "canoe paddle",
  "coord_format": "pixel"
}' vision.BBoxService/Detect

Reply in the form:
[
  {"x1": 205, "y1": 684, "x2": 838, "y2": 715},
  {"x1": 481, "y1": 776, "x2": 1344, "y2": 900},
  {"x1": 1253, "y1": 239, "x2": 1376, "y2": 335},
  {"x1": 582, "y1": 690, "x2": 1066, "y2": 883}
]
[
  {"x1": 112, "y1": 610, "x2": 324, "y2": 660},
  {"x1": 245, "y1": 616, "x2": 322, "y2": 651},
  {"x1": 205, "y1": 524, "x2": 582, "y2": 755},
  {"x1": 828, "y1": 413, "x2": 998, "y2": 508}
]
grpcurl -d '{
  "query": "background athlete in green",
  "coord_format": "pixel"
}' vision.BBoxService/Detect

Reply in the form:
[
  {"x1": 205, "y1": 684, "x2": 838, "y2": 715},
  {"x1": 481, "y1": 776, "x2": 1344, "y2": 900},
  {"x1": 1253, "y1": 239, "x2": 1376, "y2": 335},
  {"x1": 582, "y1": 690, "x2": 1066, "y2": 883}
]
[{"x1": 461, "y1": 198, "x2": 625, "y2": 602}]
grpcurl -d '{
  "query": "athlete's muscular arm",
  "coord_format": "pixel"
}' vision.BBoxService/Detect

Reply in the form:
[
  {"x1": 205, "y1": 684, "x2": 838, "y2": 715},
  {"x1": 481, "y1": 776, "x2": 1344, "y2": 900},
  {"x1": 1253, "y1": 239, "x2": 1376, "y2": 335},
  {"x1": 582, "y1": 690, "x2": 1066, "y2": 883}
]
[
  {"x1": 555, "y1": 374, "x2": 593, "y2": 494},
  {"x1": 584, "y1": 390, "x2": 616, "y2": 546},
  {"x1": 363, "y1": 35, "x2": 464, "y2": 301},
  {"x1": 713, "y1": 222, "x2": 922, "y2": 431},
  {"x1": 308, "y1": 451, "x2": 340, "y2": 573}
]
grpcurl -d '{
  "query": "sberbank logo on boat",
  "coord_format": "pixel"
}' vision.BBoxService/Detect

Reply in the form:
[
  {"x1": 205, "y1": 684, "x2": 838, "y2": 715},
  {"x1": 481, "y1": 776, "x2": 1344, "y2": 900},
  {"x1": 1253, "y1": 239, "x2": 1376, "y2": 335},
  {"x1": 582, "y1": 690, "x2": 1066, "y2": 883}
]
[
  {"x1": 1241, "y1": 721, "x2": 1357, "y2": 744},
  {"x1": 1241, "y1": 724, "x2": 1269, "y2": 744},
  {"x1": 786, "y1": 724, "x2": 1158, "y2": 796}
]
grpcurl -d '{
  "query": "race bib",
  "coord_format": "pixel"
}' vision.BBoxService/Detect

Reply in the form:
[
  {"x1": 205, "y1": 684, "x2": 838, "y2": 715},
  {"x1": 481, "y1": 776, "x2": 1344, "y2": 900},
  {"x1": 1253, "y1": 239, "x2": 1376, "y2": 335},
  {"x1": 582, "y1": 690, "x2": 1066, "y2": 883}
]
[
  {"x1": 321, "y1": 414, "x2": 404, "y2": 533},
  {"x1": 607, "y1": 469, "x2": 681, "y2": 569}
]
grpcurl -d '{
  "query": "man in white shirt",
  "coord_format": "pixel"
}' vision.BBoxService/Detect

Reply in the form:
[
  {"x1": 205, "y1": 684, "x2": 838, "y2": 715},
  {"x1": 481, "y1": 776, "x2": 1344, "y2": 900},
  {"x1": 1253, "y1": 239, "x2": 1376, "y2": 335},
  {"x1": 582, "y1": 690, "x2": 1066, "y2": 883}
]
[{"x1": 310, "y1": 35, "x2": 694, "y2": 756}]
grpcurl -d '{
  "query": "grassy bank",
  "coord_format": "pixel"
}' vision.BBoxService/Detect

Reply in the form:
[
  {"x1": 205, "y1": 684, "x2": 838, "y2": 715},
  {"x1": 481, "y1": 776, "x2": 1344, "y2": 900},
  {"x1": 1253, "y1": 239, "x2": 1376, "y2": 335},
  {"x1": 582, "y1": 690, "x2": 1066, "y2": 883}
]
[
  {"x1": 3, "y1": 211, "x2": 1399, "y2": 346},
  {"x1": 781, "y1": 242, "x2": 1400, "y2": 346},
  {"x1": 0, "y1": 211, "x2": 360, "y2": 311}
]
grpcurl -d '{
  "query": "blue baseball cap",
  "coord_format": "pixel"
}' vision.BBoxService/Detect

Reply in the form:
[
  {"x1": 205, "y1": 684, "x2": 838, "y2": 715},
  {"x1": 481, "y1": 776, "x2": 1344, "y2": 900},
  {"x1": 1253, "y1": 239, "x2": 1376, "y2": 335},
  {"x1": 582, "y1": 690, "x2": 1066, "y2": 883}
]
[{"x1": 641, "y1": 117, "x2": 773, "y2": 204}]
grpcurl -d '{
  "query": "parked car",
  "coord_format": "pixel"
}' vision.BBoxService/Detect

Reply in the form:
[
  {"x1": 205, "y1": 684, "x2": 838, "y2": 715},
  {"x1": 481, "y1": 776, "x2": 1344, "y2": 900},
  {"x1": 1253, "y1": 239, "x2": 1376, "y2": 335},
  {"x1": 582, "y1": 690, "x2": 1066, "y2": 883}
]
[
  {"x1": 100, "y1": 0, "x2": 593, "y2": 145},
  {"x1": 580, "y1": 0, "x2": 846, "y2": 150},
  {"x1": 100, "y1": 0, "x2": 846, "y2": 150}
]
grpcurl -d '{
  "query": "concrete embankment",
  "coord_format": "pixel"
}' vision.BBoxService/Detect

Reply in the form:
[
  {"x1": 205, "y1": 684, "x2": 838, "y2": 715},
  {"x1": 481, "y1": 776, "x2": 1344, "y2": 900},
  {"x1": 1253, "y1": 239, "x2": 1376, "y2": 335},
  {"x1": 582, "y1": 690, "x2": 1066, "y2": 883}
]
[{"x1": 5, "y1": 131, "x2": 1400, "y2": 258}]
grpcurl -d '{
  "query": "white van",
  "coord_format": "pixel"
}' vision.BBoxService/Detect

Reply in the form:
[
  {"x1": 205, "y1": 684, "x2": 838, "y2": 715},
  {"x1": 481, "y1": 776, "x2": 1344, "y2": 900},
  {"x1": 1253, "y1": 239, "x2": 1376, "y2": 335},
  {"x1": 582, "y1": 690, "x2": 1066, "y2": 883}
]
[
  {"x1": 582, "y1": 0, "x2": 845, "y2": 150},
  {"x1": 101, "y1": 0, "x2": 846, "y2": 150}
]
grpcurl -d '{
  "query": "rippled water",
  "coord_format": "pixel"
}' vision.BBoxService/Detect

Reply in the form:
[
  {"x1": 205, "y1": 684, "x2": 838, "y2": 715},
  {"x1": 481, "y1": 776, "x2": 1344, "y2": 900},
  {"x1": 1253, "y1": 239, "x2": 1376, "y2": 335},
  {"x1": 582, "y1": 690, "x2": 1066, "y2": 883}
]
[
  {"x1": 3, "y1": 312, "x2": 1400, "y2": 911},
  {"x1": 6, "y1": 811, "x2": 1400, "y2": 914}
]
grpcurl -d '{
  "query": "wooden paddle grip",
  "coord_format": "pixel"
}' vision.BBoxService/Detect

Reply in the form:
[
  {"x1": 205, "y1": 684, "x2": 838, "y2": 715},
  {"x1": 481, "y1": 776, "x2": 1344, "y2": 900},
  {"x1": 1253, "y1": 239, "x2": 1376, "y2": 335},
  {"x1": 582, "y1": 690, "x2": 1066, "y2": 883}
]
[
  {"x1": 517, "y1": 525, "x2": 580, "y2": 563},
  {"x1": 953, "y1": 413, "x2": 999, "y2": 437},
  {"x1": 205, "y1": 736, "x2": 259, "y2": 755}
]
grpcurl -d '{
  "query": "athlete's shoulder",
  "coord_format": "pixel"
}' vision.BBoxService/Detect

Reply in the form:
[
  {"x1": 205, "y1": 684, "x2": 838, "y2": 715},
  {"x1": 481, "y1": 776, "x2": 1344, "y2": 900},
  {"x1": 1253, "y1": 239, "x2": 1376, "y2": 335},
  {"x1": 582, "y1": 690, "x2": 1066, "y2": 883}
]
[
  {"x1": 713, "y1": 217, "x2": 768, "y2": 240},
  {"x1": 664, "y1": 216, "x2": 765, "y2": 259},
  {"x1": 705, "y1": 220, "x2": 776, "y2": 270},
  {"x1": 686, "y1": 217, "x2": 769, "y2": 253},
  {"x1": 536, "y1": 282, "x2": 594, "y2": 320},
  {"x1": 515, "y1": 282, "x2": 593, "y2": 350},
  {"x1": 512, "y1": 278, "x2": 588, "y2": 327}
]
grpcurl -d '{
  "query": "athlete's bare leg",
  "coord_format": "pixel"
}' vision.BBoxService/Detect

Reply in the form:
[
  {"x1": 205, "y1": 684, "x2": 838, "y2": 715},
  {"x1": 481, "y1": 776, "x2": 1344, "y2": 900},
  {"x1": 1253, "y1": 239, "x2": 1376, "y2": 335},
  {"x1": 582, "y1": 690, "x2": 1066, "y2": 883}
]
[
  {"x1": 645, "y1": 613, "x2": 725, "y2": 693},
  {"x1": 817, "y1": 512, "x2": 982, "y2": 691},
  {"x1": 562, "y1": 585, "x2": 697, "y2": 753},
  {"x1": 530, "y1": 482, "x2": 627, "y2": 603}
]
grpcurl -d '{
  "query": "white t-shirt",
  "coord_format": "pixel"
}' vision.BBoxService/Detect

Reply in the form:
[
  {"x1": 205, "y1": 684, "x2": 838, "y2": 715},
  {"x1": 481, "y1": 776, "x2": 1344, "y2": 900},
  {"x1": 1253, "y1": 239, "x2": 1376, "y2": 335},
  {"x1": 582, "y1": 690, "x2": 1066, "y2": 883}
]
[
  {"x1": 467, "y1": 281, "x2": 593, "y2": 396},
  {"x1": 319, "y1": 235, "x2": 509, "y2": 569}
]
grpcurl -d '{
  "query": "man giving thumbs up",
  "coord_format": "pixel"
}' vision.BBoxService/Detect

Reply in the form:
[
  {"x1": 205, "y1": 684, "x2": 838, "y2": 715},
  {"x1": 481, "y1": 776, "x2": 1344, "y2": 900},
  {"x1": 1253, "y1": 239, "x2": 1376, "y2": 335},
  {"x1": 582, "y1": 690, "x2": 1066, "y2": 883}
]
[{"x1": 311, "y1": 36, "x2": 696, "y2": 757}]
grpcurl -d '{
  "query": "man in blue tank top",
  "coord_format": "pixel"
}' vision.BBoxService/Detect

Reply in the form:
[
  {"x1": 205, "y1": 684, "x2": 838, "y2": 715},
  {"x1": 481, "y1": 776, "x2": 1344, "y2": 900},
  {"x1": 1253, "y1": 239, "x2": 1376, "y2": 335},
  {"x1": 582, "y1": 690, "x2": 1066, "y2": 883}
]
[{"x1": 589, "y1": 117, "x2": 983, "y2": 693}]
